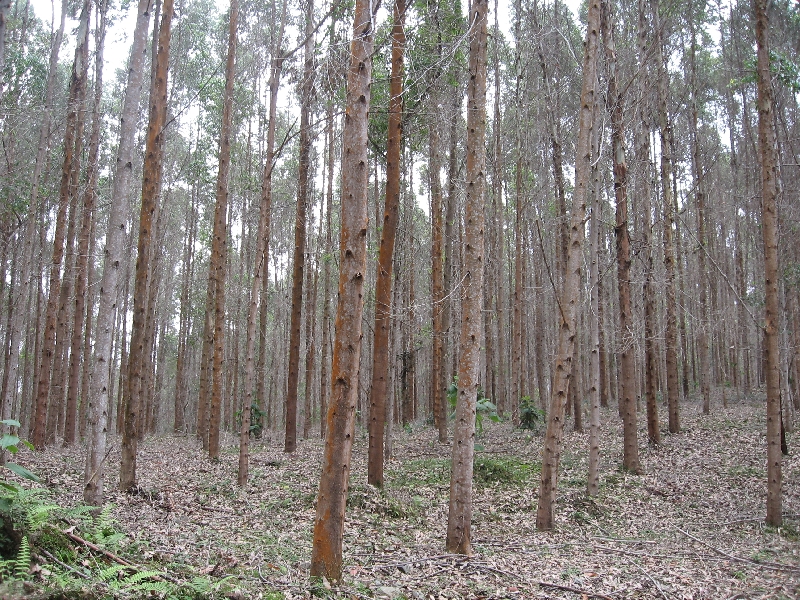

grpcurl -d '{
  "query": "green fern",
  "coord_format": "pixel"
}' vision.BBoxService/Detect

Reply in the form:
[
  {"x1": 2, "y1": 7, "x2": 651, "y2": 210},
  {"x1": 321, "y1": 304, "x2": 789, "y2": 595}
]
[
  {"x1": 0, "y1": 536, "x2": 31, "y2": 582},
  {"x1": 14, "y1": 536, "x2": 29, "y2": 580},
  {"x1": 120, "y1": 569, "x2": 164, "y2": 585},
  {"x1": 129, "y1": 580, "x2": 172, "y2": 594},
  {"x1": 98, "y1": 563, "x2": 131, "y2": 582}
]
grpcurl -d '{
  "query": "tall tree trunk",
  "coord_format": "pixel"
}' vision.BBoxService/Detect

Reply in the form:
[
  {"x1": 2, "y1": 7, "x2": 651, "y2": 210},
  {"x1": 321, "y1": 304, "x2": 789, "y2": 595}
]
[
  {"x1": 319, "y1": 103, "x2": 335, "y2": 439},
  {"x1": 310, "y1": 0, "x2": 376, "y2": 581},
  {"x1": 429, "y1": 94, "x2": 445, "y2": 444},
  {"x1": 688, "y1": 1, "x2": 712, "y2": 415},
  {"x1": 446, "y1": 0, "x2": 487, "y2": 556},
  {"x1": 119, "y1": 0, "x2": 173, "y2": 490},
  {"x1": 603, "y1": 0, "x2": 644, "y2": 462},
  {"x1": 367, "y1": 0, "x2": 404, "y2": 487},
  {"x1": 66, "y1": 0, "x2": 106, "y2": 445},
  {"x1": 754, "y1": 0, "x2": 782, "y2": 527},
  {"x1": 32, "y1": 0, "x2": 90, "y2": 449},
  {"x1": 652, "y1": 0, "x2": 680, "y2": 433},
  {"x1": 536, "y1": 0, "x2": 599, "y2": 531},
  {"x1": 207, "y1": 0, "x2": 238, "y2": 460},
  {"x1": 284, "y1": 0, "x2": 314, "y2": 454}
]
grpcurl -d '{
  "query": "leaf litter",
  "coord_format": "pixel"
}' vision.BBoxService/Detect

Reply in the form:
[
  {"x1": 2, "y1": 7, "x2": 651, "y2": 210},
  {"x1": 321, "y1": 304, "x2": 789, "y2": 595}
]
[{"x1": 20, "y1": 395, "x2": 799, "y2": 599}]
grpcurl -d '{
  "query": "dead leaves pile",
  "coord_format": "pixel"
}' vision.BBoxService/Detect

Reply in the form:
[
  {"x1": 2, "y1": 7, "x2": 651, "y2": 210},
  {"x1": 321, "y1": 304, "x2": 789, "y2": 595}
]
[{"x1": 21, "y1": 394, "x2": 799, "y2": 599}]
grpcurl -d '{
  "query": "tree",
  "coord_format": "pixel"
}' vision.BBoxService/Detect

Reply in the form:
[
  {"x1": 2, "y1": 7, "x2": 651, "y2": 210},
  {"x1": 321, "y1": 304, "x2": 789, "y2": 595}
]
[
  {"x1": 652, "y1": 0, "x2": 681, "y2": 435},
  {"x1": 445, "y1": 0, "x2": 488, "y2": 555},
  {"x1": 120, "y1": 0, "x2": 174, "y2": 491},
  {"x1": 310, "y1": 0, "x2": 376, "y2": 582},
  {"x1": 753, "y1": 0, "x2": 782, "y2": 528},
  {"x1": 536, "y1": 0, "x2": 600, "y2": 532},
  {"x1": 207, "y1": 0, "x2": 239, "y2": 461},
  {"x1": 31, "y1": 0, "x2": 90, "y2": 450},
  {"x1": 285, "y1": 0, "x2": 314, "y2": 454},
  {"x1": 367, "y1": 0, "x2": 405, "y2": 488},
  {"x1": 602, "y1": 0, "x2": 643, "y2": 465}
]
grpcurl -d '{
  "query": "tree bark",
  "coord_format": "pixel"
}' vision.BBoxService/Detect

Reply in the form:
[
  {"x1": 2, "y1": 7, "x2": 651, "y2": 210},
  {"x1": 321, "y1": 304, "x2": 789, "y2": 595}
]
[
  {"x1": 753, "y1": 0, "x2": 782, "y2": 527},
  {"x1": 119, "y1": 0, "x2": 173, "y2": 491},
  {"x1": 285, "y1": 0, "x2": 314, "y2": 454},
  {"x1": 652, "y1": 0, "x2": 681, "y2": 434},
  {"x1": 446, "y1": 0, "x2": 487, "y2": 556},
  {"x1": 310, "y1": 0, "x2": 376, "y2": 581},
  {"x1": 536, "y1": 0, "x2": 599, "y2": 531},
  {"x1": 207, "y1": 0, "x2": 238, "y2": 460},
  {"x1": 31, "y1": 0, "x2": 90, "y2": 449},
  {"x1": 368, "y1": 0, "x2": 404, "y2": 487},
  {"x1": 603, "y1": 0, "x2": 644, "y2": 463}
]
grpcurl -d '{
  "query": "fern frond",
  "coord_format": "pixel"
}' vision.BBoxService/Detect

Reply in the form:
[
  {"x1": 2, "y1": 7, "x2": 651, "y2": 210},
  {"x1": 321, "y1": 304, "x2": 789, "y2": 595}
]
[
  {"x1": 14, "y1": 536, "x2": 29, "y2": 580},
  {"x1": 129, "y1": 580, "x2": 172, "y2": 594},
  {"x1": 98, "y1": 563, "x2": 130, "y2": 581},
  {"x1": 121, "y1": 570, "x2": 164, "y2": 585}
]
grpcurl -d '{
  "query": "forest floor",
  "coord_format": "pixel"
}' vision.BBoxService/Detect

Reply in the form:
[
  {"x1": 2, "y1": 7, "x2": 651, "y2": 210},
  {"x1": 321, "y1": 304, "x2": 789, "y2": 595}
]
[{"x1": 12, "y1": 392, "x2": 800, "y2": 599}]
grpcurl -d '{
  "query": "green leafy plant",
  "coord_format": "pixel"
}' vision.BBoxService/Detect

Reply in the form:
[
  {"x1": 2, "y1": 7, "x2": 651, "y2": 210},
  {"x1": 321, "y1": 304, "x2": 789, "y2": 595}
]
[
  {"x1": 235, "y1": 402, "x2": 266, "y2": 439},
  {"x1": 447, "y1": 377, "x2": 500, "y2": 435},
  {"x1": 519, "y1": 396, "x2": 545, "y2": 431},
  {"x1": 0, "y1": 420, "x2": 40, "y2": 494}
]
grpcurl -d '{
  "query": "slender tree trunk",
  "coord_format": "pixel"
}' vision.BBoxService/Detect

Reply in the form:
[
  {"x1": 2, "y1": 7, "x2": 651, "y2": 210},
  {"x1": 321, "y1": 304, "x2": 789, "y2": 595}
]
[
  {"x1": 429, "y1": 95, "x2": 445, "y2": 443},
  {"x1": 310, "y1": 0, "x2": 376, "y2": 581},
  {"x1": 119, "y1": 0, "x2": 173, "y2": 490},
  {"x1": 207, "y1": 0, "x2": 238, "y2": 460},
  {"x1": 754, "y1": 0, "x2": 782, "y2": 527},
  {"x1": 285, "y1": 0, "x2": 314, "y2": 454},
  {"x1": 66, "y1": 0, "x2": 105, "y2": 446},
  {"x1": 367, "y1": 0, "x2": 404, "y2": 487},
  {"x1": 446, "y1": 0, "x2": 487, "y2": 556},
  {"x1": 536, "y1": 0, "x2": 599, "y2": 531},
  {"x1": 31, "y1": 0, "x2": 90, "y2": 449},
  {"x1": 603, "y1": 0, "x2": 645, "y2": 462},
  {"x1": 319, "y1": 103, "x2": 335, "y2": 439},
  {"x1": 688, "y1": 3, "x2": 712, "y2": 415},
  {"x1": 652, "y1": 0, "x2": 680, "y2": 434}
]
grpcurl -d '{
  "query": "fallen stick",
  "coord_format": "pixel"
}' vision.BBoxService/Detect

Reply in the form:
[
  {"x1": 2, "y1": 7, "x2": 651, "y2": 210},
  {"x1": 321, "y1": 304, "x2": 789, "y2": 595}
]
[
  {"x1": 40, "y1": 548, "x2": 93, "y2": 580},
  {"x1": 537, "y1": 580, "x2": 614, "y2": 600},
  {"x1": 59, "y1": 527, "x2": 183, "y2": 584},
  {"x1": 61, "y1": 529, "x2": 135, "y2": 567},
  {"x1": 677, "y1": 528, "x2": 800, "y2": 573}
]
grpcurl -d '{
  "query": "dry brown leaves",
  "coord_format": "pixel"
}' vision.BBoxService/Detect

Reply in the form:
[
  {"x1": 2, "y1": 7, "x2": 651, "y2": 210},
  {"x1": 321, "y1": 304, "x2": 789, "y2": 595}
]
[{"x1": 21, "y1": 394, "x2": 799, "y2": 599}]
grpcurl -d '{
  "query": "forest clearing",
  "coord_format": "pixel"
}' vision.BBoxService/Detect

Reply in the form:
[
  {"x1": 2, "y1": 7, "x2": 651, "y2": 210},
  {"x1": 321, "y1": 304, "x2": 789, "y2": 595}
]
[{"x1": 3, "y1": 395, "x2": 798, "y2": 599}]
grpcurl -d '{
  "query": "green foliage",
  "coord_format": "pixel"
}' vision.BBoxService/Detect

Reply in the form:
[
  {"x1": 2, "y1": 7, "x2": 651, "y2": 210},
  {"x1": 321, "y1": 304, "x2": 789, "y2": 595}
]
[
  {"x1": 0, "y1": 536, "x2": 29, "y2": 582},
  {"x1": 519, "y1": 397, "x2": 546, "y2": 431},
  {"x1": 730, "y1": 50, "x2": 800, "y2": 93},
  {"x1": 473, "y1": 456, "x2": 537, "y2": 487},
  {"x1": 235, "y1": 402, "x2": 266, "y2": 439},
  {"x1": 0, "y1": 420, "x2": 40, "y2": 490},
  {"x1": 447, "y1": 378, "x2": 500, "y2": 435}
]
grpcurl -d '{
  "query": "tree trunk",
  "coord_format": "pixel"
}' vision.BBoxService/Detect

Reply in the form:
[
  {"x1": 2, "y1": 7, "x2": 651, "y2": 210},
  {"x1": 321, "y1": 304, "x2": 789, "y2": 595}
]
[
  {"x1": 310, "y1": 0, "x2": 376, "y2": 581},
  {"x1": 119, "y1": 0, "x2": 173, "y2": 491},
  {"x1": 603, "y1": 0, "x2": 644, "y2": 464},
  {"x1": 367, "y1": 0, "x2": 404, "y2": 487},
  {"x1": 652, "y1": 0, "x2": 680, "y2": 434},
  {"x1": 753, "y1": 0, "x2": 782, "y2": 528},
  {"x1": 207, "y1": 0, "x2": 238, "y2": 460},
  {"x1": 284, "y1": 0, "x2": 314, "y2": 454},
  {"x1": 66, "y1": 0, "x2": 105, "y2": 445},
  {"x1": 31, "y1": 0, "x2": 90, "y2": 449},
  {"x1": 536, "y1": 0, "x2": 599, "y2": 531},
  {"x1": 446, "y1": 0, "x2": 487, "y2": 556},
  {"x1": 319, "y1": 103, "x2": 335, "y2": 439}
]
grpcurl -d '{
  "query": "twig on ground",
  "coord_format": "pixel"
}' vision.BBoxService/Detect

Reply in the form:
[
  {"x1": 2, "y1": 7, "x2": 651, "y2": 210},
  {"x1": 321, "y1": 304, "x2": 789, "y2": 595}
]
[
  {"x1": 677, "y1": 528, "x2": 800, "y2": 573},
  {"x1": 40, "y1": 548, "x2": 93, "y2": 580},
  {"x1": 629, "y1": 559, "x2": 669, "y2": 600},
  {"x1": 537, "y1": 580, "x2": 614, "y2": 600}
]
